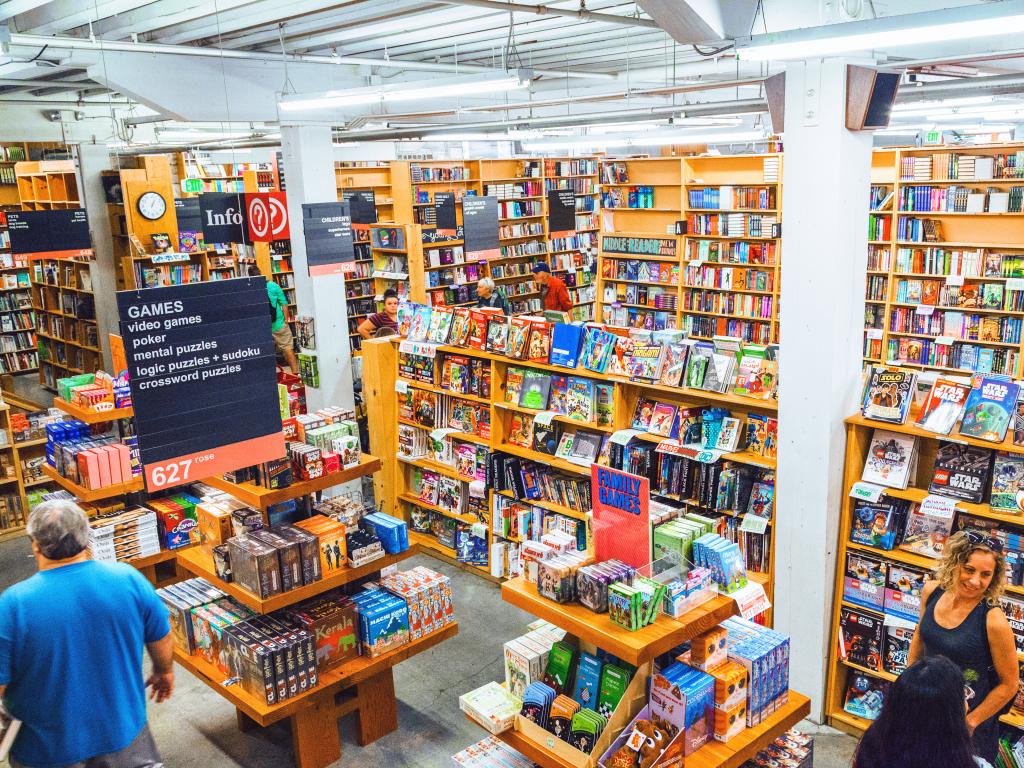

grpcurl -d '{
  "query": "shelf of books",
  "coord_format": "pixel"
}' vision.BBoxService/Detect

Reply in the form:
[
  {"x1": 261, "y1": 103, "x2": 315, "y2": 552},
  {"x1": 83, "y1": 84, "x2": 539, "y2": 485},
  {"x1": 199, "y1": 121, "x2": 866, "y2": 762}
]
[
  {"x1": 32, "y1": 258, "x2": 100, "y2": 390},
  {"x1": 826, "y1": 366, "x2": 1024, "y2": 737},
  {"x1": 865, "y1": 149, "x2": 898, "y2": 365},
  {"x1": 681, "y1": 154, "x2": 782, "y2": 345},
  {"x1": 363, "y1": 310, "x2": 779, "y2": 596},
  {"x1": 0, "y1": 404, "x2": 34, "y2": 542},
  {"x1": 174, "y1": 151, "x2": 269, "y2": 196},
  {"x1": 544, "y1": 157, "x2": 599, "y2": 321},
  {"x1": 0, "y1": 143, "x2": 29, "y2": 207},
  {"x1": 871, "y1": 143, "x2": 1024, "y2": 378}
]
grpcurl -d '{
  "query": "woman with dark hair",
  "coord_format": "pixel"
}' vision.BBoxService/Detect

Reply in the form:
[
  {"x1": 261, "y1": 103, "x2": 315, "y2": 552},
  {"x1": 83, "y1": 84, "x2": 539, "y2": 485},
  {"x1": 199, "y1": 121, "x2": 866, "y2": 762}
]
[
  {"x1": 854, "y1": 655, "x2": 992, "y2": 768},
  {"x1": 906, "y1": 529, "x2": 1018, "y2": 763},
  {"x1": 358, "y1": 288, "x2": 400, "y2": 339}
]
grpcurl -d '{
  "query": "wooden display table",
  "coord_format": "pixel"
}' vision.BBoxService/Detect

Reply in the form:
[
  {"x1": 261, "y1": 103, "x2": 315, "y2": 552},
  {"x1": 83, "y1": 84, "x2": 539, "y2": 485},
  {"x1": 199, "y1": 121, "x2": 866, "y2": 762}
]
[
  {"x1": 201, "y1": 454, "x2": 381, "y2": 509},
  {"x1": 53, "y1": 398, "x2": 134, "y2": 423},
  {"x1": 42, "y1": 464, "x2": 144, "y2": 500}
]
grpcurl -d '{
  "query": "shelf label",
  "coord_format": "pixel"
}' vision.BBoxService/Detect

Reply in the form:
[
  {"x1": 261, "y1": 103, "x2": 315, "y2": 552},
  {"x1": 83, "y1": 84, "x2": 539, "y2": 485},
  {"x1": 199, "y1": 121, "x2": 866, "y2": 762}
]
[
  {"x1": 914, "y1": 304, "x2": 935, "y2": 316},
  {"x1": 945, "y1": 274, "x2": 965, "y2": 287},
  {"x1": 850, "y1": 481, "x2": 885, "y2": 503},
  {"x1": 471, "y1": 522, "x2": 488, "y2": 539},
  {"x1": 866, "y1": 329, "x2": 883, "y2": 340},
  {"x1": 921, "y1": 494, "x2": 957, "y2": 519},
  {"x1": 1008, "y1": 278, "x2": 1024, "y2": 291},
  {"x1": 610, "y1": 429, "x2": 642, "y2": 446},
  {"x1": 533, "y1": 411, "x2": 557, "y2": 427},
  {"x1": 116, "y1": 278, "x2": 285, "y2": 492},
  {"x1": 395, "y1": 379, "x2": 410, "y2": 394},
  {"x1": 731, "y1": 581, "x2": 772, "y2": 621},
  {"x1": 935, "y1": 336, "x2": 955, "y2": 346},
  {"x1": 150, "y1": 252, "x2": 192, "y2": 264},
  {"x1": 430, "y1": 427, "x2": 457, "y2": 442},
  {"x1": 739, "y1": 514, "x2": 770, "y2": 535},
  {"x1": 399, "y1": 340, "x2": 438, "y2": 358}
]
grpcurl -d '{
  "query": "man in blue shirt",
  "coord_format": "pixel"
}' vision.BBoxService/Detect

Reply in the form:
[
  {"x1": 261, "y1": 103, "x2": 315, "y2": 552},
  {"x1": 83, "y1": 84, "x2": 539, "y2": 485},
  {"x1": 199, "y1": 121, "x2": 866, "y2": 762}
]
[{"x1": 0, "y1": 501, "x2": 173, "y2": 767}]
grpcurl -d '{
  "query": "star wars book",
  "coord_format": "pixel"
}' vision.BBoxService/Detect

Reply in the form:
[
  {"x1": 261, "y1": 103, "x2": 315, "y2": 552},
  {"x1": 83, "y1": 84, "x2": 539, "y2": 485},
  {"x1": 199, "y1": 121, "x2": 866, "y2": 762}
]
[
  {"x1": 960, "y1": 376, "x2": 1020, "y2": 442},
  {"x1": 928, "y1": 441, "x2": 994, "y2": 504},
  {"x1": 839, "y1": 606, "x2": 883, "y2": 671},
  {"x1": 861, "y1": 429, "x2": 918, "y2": 489},
  {"x1": 991, "y1": 451, "x2": 1024, "y2": 514},
  {"x1": 916, "y1": 378, "x2": 971, "y2": 435},
  {"x1": 862, "y1": 369, "x2": 916, "y2": 424}
]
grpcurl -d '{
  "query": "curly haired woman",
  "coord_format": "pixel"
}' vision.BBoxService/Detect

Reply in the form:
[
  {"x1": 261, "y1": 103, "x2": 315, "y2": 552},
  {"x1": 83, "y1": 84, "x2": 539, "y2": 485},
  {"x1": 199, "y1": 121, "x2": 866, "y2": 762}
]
[{"x1": 907, "y1": 529, "x2": 1019, "y2": 763}]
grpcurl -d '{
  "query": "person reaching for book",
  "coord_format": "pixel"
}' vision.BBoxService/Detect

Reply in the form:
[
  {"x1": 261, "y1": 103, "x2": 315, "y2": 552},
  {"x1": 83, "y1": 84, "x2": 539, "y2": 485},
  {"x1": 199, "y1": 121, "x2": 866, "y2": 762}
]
[
  {"x1": 906, "y1": 530, "x2": 1018, "y2": 764},
  {"x1": 854, "y1": 655, "x2": 995, "y2": 768}
]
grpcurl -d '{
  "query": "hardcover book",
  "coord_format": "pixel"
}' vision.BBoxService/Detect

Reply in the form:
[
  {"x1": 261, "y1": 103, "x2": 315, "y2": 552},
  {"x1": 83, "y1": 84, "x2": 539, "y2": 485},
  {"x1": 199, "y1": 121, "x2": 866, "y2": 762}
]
[
  {"x1": 648, "y1": 403, "x2": 678, "y2": 438},
  {"x1": 518, "y1": 372, "x2": 552, "y2": 410},
  {"x1": 901, "y1": 502, "x2": 956, "y2": 559},
  {"x1": 507, "y1": 317, "x2": 534, "y2": 360},
  {"x1": 862, "y1": 429, "x2": 918, "y2": 489},
  {"x1": 549, "y1": 375, "x2": 569, "y2": 415},
  {"x1": 916, "y1": 378, "x2": 970, "y2": 435},
  {"x1": 566, "y1": 377, "x2": 596, "y2": 423},
  {"x1": 849, "y1": 499, "x2": 906, "y2": 551},
  {"x1": 632, "y1": 398, "x2": 656, "y2": 431},
  {"x1": 960, "y1": 376, "x2": 1020, "y2": 442},
  {"x1": 581, "y1": 327, "x2": 616, "y2": 373},
  {"x1": 839, "y1": 606, "x2": 883, "y2": 671},
  {"x1": 550, "y1": 323, "x2": 584, "y2": 368},
  {"x1": 990, "y1": 451, "x2": 1024, "y2": 513},
  {"x1": 928, "y1": 442, "x2": 993, "y2": 504},
  {"x1": 606, "y1": 335, "x2": 634, "y2": 377},
  {"x1": 862, "y1": 369, "x2": 916, "y2": 424},
  {"x1": 486, "y1": 317, "x2": 509, "y2": 354},
  {"x1": 508, "y1": 414, "x2": 534, "y2": 448},
  {"x1": 627, "y1": 342, "x2": 664, "y2": 382}
]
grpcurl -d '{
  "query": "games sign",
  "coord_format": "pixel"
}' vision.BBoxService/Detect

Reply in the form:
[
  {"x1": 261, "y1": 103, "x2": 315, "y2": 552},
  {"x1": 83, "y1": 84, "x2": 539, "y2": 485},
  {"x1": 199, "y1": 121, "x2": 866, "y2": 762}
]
[
  {"x1": 116, "y1": 278, "x2": 285, "y2": 491},
  {"x1": 591, "y1": 465, "x2": 650, "y2": 569}
]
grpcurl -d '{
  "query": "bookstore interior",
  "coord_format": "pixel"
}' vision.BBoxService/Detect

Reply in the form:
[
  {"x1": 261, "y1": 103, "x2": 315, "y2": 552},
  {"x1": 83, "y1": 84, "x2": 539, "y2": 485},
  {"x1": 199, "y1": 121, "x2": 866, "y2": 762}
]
[{"x1": 12, "y1": 2, "x2": 1024, "y2": 767}]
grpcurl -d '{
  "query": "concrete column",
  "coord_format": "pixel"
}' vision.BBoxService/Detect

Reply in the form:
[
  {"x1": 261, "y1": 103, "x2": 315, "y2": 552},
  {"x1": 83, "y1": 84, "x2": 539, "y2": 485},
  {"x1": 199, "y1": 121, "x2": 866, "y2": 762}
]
[
  {"x1": 76, "y1": 142, "x2": 117, "y2": 372},
  {"x1": 775, "y1": 57, "x2": 873, "y2": 719},
  {"x1": 279, "y1": 125, "x2": 354, "y2": 412}
]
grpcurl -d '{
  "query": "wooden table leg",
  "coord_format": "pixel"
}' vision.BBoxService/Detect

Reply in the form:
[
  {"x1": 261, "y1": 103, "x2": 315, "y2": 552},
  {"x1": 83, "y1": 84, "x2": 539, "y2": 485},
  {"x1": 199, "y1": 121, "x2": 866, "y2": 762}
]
[
  {"x1": 355, "y1": 667, "x2": 398, "y2": 746},
  {"x1": 236, "y1": 709, "x2": 259, "y2": 733},
  {"x1": 291, "y1": 693, "x2": 341, "y2": 768}
]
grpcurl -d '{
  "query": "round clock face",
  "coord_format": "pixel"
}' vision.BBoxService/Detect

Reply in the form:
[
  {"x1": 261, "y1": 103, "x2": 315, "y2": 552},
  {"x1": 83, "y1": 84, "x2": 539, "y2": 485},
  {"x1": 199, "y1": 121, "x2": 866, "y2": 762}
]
[{"x1": 137, "y1": 191, "x2": 167, "y2": 221}]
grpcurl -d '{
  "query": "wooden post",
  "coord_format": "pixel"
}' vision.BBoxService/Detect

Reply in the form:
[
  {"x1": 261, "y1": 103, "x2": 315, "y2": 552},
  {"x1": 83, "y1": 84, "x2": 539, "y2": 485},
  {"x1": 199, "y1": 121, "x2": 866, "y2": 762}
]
[
  {"x1": 362, "y1": 338, "x2": 399, "y2": 515},
  {"x1": 291, "y1": 694, "x2": 342, "y2": 768},
  {"x1": 354, "y1": 668, "x2": 398, "y2": 746}
]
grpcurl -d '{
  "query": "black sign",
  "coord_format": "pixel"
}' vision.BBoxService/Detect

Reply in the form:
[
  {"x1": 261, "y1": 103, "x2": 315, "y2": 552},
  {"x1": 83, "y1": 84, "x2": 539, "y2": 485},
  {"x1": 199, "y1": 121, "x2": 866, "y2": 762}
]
[
  {"x1": 462, "y1": 196, "x2": 500, "y2": 259},
  {"x1": 7, "y1": 209, "x2": 92, "y2": 258},
  {"x1": 116, "y1": 278, "x2": 284, "y2": 491},
  {"x1": 302, "y1": 201, "x2": 354, "y2": 276},
  {"x1": 100, "y1": 174, "x2": 123, "y2": 205},
  {"x1": 434, "y1": 192, "x2": 458, "y2": 233},
  {"x1": 198, "y1": 192, "x2": 248, "y2": 244},
  {"x1": 547, "y1": 189, "x2": 577, "y2": 236},
  {"x1": 174, "y1": 197, "x2": 202, "y2": 233},
  {"x1": 342, "y1": 190, "x2": 378, "y2": 225}
]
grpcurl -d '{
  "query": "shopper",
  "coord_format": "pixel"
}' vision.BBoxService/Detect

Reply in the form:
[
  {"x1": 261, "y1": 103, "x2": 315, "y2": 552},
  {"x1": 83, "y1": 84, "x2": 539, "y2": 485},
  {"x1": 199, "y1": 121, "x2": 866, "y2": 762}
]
[
  {"x1": 531, "y1": 262, "x2": 573, "y2": 312},
  {"x1": 906, "y1": 529, "x2": 1018, "y2": 764},
  {"x1": 0, "y1": 500, "x2": 173, "y2": 768},
  {"x1": 854, "y1": 655, "x2": 993, "y2": 768},
  {"x1": 358, "y1": 287, "x2": 400, "y2": 339},
  {"x1": 475, "y1": 277, "x2": 508, "y2": 314},
  {"x1": 249, "y1": 265, "x2": 298, "y2": 374}
]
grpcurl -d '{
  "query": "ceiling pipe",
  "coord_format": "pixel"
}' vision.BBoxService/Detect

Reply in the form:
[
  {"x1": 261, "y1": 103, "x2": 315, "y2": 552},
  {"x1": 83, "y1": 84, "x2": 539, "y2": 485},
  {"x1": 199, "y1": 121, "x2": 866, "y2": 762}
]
[
  {"x1": 0, "y1": 76, "x2": 98, "y2": 88},
  {"x1": 7, "y1": 32, "x2": 616, "y2": 81},
  {"x1": 432, "y1": 0, "x2": 659, "y2": 28}
]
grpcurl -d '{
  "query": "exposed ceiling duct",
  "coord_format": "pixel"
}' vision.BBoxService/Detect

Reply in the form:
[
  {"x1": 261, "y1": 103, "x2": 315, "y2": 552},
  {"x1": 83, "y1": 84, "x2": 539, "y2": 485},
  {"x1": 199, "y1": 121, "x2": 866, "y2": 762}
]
[{"x1": 433, "y1": 0, "x2": 659, "y2": 28}]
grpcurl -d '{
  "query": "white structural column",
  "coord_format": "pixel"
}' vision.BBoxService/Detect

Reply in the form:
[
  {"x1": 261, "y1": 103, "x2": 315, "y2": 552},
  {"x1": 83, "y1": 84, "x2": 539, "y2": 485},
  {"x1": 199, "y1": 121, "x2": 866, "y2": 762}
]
[
  {"x1": 280, "y1": 125, "x2": 354, "y2": 411},
  {"x1": 76, "y1": 142, "x2": 117, "y2": 372},
  {"x1": 775, "y1": 58, "x2": 873, "y2": 719}
]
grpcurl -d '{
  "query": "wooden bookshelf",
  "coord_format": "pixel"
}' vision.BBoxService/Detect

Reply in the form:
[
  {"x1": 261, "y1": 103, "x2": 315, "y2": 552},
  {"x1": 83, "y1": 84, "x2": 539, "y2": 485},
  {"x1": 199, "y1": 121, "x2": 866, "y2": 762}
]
[
  {"x1": 175, "y1": 150, "x2": 267, "y2": 196},
  {"x1": 32, "y1": 257, "x2": 100, "y2": 390},
  {"x1": 867, "y1": 142, "x2": 1024, "y2": 377},
  {"x1": 41, "y1": 463, "x2": 143, "y2": 501},
  {"x1": 543, "y1": 157, "x2": 599, "y2": 321}
]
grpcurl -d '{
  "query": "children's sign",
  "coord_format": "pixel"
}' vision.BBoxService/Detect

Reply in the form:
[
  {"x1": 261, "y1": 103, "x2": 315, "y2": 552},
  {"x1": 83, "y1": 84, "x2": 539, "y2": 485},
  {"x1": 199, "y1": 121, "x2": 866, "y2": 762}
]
[{"x1": 591, "y1": 465, "x2": 651, "y2": 569}]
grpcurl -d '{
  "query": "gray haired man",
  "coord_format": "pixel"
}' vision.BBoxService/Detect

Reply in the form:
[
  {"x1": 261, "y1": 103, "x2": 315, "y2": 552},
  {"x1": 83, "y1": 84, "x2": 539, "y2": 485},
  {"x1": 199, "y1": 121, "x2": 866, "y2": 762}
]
[{"x1": 0, "y1": 501, "x2": 172, "y2": 767}]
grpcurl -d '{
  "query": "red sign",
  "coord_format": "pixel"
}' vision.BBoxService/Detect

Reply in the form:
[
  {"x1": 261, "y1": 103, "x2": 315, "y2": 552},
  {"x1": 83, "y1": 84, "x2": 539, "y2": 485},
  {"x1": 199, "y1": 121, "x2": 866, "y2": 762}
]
[
  {"x1": 591, "y1": 464, "x2": 651, "y2": 569},
  {"x1": 246, "y1": 192, "x2": 290, "y2": 242}
]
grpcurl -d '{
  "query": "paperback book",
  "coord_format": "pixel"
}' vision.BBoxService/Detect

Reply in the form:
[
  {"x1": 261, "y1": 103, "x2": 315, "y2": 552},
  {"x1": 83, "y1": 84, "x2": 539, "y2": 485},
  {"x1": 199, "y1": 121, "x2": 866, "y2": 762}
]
[
  {"x1": 927, "y1": 442, "x2": 993, "y2": 504},
  {"x1": 960, "y1": 376, "x2": 1020, "y2": 442},
  {"x1": 916, "y1": 378, "x2": 970, "y2": 435},
  {"x1": 862, "y1": 369, "x2": 916, "y2": 424},
  {"x1": 862, "y1": 429, "x2": 918, "y2": 489}
]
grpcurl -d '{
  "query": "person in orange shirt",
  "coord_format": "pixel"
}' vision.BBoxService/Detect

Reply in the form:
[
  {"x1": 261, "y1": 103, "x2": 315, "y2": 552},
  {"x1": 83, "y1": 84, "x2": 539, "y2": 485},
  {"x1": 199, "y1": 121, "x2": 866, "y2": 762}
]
[{"x1": 531, "y1": 262, "x2": 572, "y2": 312}]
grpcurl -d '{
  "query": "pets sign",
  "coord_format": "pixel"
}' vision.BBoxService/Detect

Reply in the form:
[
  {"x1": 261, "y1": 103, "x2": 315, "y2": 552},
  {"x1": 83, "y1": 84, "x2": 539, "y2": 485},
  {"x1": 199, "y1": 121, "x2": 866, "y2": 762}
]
[{"x1": 592, "y1": 465, "x2": 650, "y2": 569}]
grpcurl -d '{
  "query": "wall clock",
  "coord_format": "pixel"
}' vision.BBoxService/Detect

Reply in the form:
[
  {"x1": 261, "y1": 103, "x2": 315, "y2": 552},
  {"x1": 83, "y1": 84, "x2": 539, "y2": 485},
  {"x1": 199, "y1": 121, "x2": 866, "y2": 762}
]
[{"x1": 137, "y1": 191, "x2": 167, "y2": 221}]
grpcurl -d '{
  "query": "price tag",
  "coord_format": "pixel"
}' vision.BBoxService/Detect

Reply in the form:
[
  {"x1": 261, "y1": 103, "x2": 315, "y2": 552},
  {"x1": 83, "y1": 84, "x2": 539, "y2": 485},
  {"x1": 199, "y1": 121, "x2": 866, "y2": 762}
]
[
  {"x1": 914, "y1": 304, "x2": 935, "y2": 316},
  {"x1": 945, "y1": 274, "x2": 965, "y2": 286},
  {"x1": 471, "y1": 522, "x2": 489, "y2": 538},
  {"x1": 395, "y1": 379, "x2": 410, "y2": 394},
  {"x1": 399, "y1": 340, "x2": 438, "y2": 358},
  {"x1": 866, "y1": 329, "x2": 883, "y2": 340},
  {"x1": 1008, "y1": 278, "x2": 1024, "y2": 291},
  {"x1": 921, "y1": 494, "x2": 957, "y2": 519},
  {"x1": 430, "y1": 427, "x2": 457, "y2": 442},
  {"x1": 739, "y1": 514, "x2": 770, "y2": 535},
  {"x1": 730, "y1": 581, "x2": 772, "y2": 621},
  {"x1": 534, "y1": 411, "x2": 557, "y2": 427},
  {"x1": 935, "y1": 336, "x2": 955, "y2": 346},
  {"x1": 611, "y1": 429, "x2": 642, "y2": 446},
  {"x1": 850, "y1": 482, "x2": 885, "y2": 503},
  {"x1": 469, "y1": 480, "x2": 486, "y2": 499}
]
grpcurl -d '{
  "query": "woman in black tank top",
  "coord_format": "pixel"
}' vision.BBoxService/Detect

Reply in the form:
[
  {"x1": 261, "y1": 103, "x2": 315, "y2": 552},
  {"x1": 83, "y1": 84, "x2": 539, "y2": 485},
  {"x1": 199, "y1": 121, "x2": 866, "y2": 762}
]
[{"x1": 908, "y1": 530, "x2": 1019, "y2": 763}]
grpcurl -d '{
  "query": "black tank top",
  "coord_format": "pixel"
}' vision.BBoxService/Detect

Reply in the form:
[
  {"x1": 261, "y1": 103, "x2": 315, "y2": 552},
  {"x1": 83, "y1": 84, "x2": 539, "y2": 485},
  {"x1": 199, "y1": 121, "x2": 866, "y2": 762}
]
[{"x1": 919, "y1": 586, "x2": 998, "y2": 763}]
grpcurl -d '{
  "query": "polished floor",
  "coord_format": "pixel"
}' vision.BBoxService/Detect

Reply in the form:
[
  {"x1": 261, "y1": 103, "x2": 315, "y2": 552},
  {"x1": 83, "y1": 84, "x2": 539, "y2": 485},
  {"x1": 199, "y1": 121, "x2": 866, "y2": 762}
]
[{"x1": 0, "y1": 534, "x2": 857, "y2": 767}]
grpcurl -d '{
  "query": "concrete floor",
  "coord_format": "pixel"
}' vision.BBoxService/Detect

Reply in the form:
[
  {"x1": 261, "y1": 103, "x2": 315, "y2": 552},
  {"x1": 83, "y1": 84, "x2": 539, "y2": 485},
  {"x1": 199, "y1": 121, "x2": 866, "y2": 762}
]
[{"x1": 0, "y1": 534, "x2": 858, "y2": 767}]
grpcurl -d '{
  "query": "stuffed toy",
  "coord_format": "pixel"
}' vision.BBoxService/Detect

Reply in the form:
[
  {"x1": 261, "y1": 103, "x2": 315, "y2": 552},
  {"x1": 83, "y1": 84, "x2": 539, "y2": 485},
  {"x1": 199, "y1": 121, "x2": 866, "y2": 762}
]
[{"x1": 604, "y1": 718, "x2": 675, "y2": 768}]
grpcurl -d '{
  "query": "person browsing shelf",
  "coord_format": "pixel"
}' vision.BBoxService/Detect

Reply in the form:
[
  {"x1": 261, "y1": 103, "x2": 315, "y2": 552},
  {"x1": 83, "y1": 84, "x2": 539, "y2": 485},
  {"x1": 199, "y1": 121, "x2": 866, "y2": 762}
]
[
  {"x1": 907, "y1": 530, "x2": 1018, "y2": 764},
  {"x1": 0, "y1": 501, "x2": 173, "y2": 768},
  {"x1": 358, "y1": 288, "x2": 400, "y2": 339},
  {"x1": 475, "y1": 277, "x2": 508, "y2": 314},
  {"x1": 249, "y1": 265, "x2": 299, "y2": 375},
  {"x1": 854, "y1": 655, "x2": 994, "y2": 768},
  {"x1": 531, "y1": 262, "x2": 573, "y2": 313}
]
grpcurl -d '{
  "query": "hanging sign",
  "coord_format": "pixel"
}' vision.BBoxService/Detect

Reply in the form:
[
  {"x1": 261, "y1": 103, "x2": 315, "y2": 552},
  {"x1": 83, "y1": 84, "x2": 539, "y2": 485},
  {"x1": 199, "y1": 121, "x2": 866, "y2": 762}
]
[
  {"x1": 463, "y1": 196, "x2": 500, "y2": 260},
  {"x1": 341, "y1": 190, "x2": 377, "y2": 241},
  {"x1": 547, "y1": 189, "x2": 577, "y2": 239},
  {"x1": 116, "y1": 277, "x2": 285, "y2": 492},
  {"x1": 198, "y1": 192, "x2": 248, "y2": 243},
  {"x1": 302, "y1": 201, "x2": 354, "y2": 277},
  {"x1": 591, "y1": 465, "x2": 651, "y2": 570},
  {"x1": 174, "y1": 197, "x2": 202, "y2": 234},
  {"x1": 434, "y1": 192, "x2": 458, "y2": 235},
  {"x1": 7, "y1": 209, "x2": 92, "y2": 259},
  {"x1": 246, "y1": 191, "x2": 290, "y2": 242}
]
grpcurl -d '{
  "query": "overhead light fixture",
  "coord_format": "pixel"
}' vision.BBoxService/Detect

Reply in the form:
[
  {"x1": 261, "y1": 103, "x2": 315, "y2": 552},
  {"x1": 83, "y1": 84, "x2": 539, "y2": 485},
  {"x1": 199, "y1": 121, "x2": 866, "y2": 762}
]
[
  {"x1": 280, "y1": 73, "x2": 529, "y2": 112},
  {"x1": 522, "y1": 130, "x2": 767, "y2": 152},
  {"x1": 736, "y1": 2, "x2": 1024, "y2": 61},
  {"x1": 892, "y1": 96, "x2": 993, "y2": 114}
]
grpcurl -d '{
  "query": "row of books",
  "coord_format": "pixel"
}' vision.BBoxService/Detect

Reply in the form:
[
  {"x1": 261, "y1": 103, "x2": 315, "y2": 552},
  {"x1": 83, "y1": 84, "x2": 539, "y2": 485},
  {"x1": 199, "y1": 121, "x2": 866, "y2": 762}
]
[
  {"x1": 682, "y1": 316, "x2": 775, "y2": 346},
  {"x1": 499, "y1": 240, "x2": 547, "y2": 259},
  {"x1": 545, "y1": 158, "x2": 597, "y2": 177},
  {"x1": 896, "y1": 217, "x2": 943, "y2": 243},
  {"x1": 688, "y1": 213, "x2": 776, "y2": 238},
  {"x1": 600, "y1": 306, "x2": 676, "y2": 333},
  {"x1": 483, "y1": 181, "x2": 542, "y2": 198},
  {"x1": 410, "y1": 165, "x2": 469, "y2": 182},
  {"x1": 498, "y1": 200, "x2": 541, "y2": 219},
  {"x1": 867, "y1": 214, "x2": 891, "y2": 242},
  {"x1": 887, "y1": 338, "x2": 1018, "y2": 376},
  {"x1": 681, "y1": 290, "x2": 773, "y2": 320},
  {"x1": 601, "y1": 187, "x2": 657, "y2": 209},
  {"x1": 868, "y1": 244, "x2": 892, "y2": 272},
  {"x1": 899, "y1": 185, "x2": 1024, "y2": 214},
  {"x1": 687, "y1": 186, "x2": 775, "y2": 211},
  {"x1": 893, "y1": 248, "x2": 1024, "y2": 279},
  {"x1": 685, "y1": 239, "x2": 777, "y2": 265},
  {"x1": 499, "y1": 221, "x2": 544, "y2": 240},
  {"x1": 546, "y1": 177, "x2": 597, "y2": 195},
  {"x1": 0, "y1": 350, "x2": 37, "y2": 373},
  {"x1": 549, "y1": 232, "x2": 596, "y2": 253},
  {"x1": 601, "y1": 258, "x2": 678, "y2": 285},
  {"x1": 424, "y1": 245, "x2": 468, "y2": 268},
  {"x1": 604, "y1": 285, "x2": 677, "y2": 310},
  {"x1": 893, "y1": 278, "x2": 1014, "y2": 310},
  {"x1": 899, "y1": 153, "x2": 1003, "y2": 181},
  {"x1": 425, "y1": 265, "x2": 482, "y2": 289},
  {"x1": 888, "y1": 308, "x2": 1023, "y2": 345}
]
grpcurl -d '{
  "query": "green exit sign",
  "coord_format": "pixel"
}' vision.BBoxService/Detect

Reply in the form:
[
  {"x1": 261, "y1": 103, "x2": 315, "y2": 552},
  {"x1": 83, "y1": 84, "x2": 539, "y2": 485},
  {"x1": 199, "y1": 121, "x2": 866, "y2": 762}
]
[
  {"x1": 925, "y1": 130, "x2": 941, "y2": 144},
  {"x1": 182, "y1": 178, "x2": 203, "y2": 193}
]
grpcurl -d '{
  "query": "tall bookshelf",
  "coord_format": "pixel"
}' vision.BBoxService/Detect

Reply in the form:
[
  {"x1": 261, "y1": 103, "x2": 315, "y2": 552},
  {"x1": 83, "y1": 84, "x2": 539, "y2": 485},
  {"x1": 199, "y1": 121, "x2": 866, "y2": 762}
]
[
  {"x1": 868, "y1": 142, "x2": 1024, "y2": 377},
  {"x1": 543, "y1": 157, "x2": 599, "y2": 321},
  {"x1": 0, "y1": 211, "x2": 34, "y2": 377},
  {"x1": 682, "y1": 154, "x2": 782, "y2": 345},
  {"x1": 598, "y1": 157, "x2": 686, "y2": 330},
  {"x1": 865, "y1": 149, "x2": 897, "y2": 365},
  {"x1": 175, "y1": 151, "x2": 256, "y2": 196}
]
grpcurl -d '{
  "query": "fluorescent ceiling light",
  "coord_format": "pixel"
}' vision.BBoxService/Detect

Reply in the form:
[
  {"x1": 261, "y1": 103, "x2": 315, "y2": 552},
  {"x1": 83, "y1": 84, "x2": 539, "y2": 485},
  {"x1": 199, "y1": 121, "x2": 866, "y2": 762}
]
[
  {"x1": 892, "y1": 96, "x2": 993, "y2": 114},
  {"x1": 924, "y1": 110, "x2": 1024, "y2": 122},
  {"x1": 280, "y1": 74, "x2": 528, "y2": 112},
  {"x1": 523, "y1": 130, "x2": 766, "y2": 152},
  {"x1": 736, "y1": 3, "x2": 1024, "y2": 61}
]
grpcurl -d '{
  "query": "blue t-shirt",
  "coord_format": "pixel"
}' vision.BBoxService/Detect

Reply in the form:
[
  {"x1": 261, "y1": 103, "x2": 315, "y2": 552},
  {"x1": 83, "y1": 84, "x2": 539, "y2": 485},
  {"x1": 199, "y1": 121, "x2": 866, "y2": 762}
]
[{"x1": 0, "y1": 561, "x2": 170, "y2": 767}]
